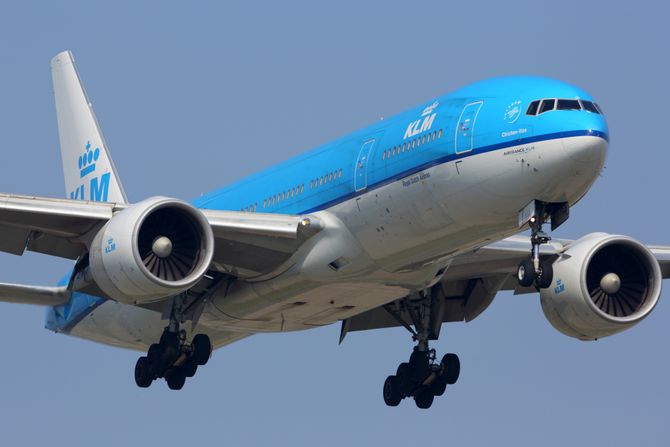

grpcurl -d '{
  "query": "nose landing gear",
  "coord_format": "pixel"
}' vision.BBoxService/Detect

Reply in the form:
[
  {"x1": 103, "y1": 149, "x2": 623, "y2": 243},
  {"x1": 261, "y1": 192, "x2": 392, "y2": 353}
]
[
  {"x1": 517, "y1": 215, "x2": 554, "y2": 289},
  {"x1": 382, "y1": 289, "x2": 460, "y2": 409}
]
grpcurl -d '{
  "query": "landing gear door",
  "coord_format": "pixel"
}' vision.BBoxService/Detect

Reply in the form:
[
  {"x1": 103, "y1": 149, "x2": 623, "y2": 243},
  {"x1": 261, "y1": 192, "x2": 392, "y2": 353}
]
[
  {"x1": 455, "y1": 101, "x2": 483, "y2": 153},
  {"x1": 354, "y1": 139, "x2": 376, "y2": 191}
]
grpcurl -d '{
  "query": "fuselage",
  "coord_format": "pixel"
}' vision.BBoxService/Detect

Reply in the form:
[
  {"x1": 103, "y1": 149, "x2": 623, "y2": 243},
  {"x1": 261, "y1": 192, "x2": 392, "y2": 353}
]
[{"x1": 47, "y1": 76, "x2": 609, "y2": 350}]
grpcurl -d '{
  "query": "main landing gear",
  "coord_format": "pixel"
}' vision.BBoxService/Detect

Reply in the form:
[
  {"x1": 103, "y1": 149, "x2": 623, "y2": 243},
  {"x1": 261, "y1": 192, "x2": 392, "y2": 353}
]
[
  {"x1": 382, "y1": 290, "x2": 460, "y2": 409},
  {"x1": 134, "y1": 295, "x2": 213, "y2": 390},
  {"x1": 516, "y1": 213, "x2": 554, "y2": 289}
]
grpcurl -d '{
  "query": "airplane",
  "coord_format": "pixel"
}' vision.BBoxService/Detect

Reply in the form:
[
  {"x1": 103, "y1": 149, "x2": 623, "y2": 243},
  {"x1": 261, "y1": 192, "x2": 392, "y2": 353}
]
[{"x1": 0, "y1": 50, "x2": 666, "y2": 409}]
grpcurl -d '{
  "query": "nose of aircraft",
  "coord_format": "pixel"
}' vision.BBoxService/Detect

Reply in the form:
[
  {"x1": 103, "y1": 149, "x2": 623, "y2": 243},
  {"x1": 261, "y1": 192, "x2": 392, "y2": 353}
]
[{"x1": 565, "y1": 109, "x2": 609, "y2": 166}]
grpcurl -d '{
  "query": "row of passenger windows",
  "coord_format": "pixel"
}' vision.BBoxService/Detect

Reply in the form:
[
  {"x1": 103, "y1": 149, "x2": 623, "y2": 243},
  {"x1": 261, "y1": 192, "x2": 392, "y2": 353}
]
[
  {"x1": 310, "y1": 168, "x2": 343, "y2": 189},
  {"x1": 381, "y1": 129, "x2": 443, "y2": 160},
  {"x1": 261, "y1": 183, "x2": 306, "y2": 209},
  {"x1": 526, "y1": 98, "x2": 602, "y2": 116}
]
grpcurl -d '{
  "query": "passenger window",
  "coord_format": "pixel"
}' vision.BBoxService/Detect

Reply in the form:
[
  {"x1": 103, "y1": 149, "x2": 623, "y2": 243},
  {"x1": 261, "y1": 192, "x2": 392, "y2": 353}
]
[
  {"x1": 329, "y1": 172, "x2": 333, "y2": 181},
  {"x1": 526, "y1": 100, "x2": 540, "y2": 115},
  {"x1": 382, "y1": 151, "x2": 386, "y2": 160},
  {"x1": 557, "y1": 99, "x2": 581, "y2": 110},
  {"x1": 539, "y1": 99, "x2": 555, "y2": 114},
  {"x1": 422, "y1": 135, "x2": 426, "y2": 145},
  {"x1": 438, "y1": 129, "x2": 442, "y2": 139}
]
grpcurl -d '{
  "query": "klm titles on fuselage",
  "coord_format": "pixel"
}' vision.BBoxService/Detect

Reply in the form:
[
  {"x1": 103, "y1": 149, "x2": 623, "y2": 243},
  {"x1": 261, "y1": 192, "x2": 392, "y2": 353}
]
[
  {"x1": 69, "y1": 141, "x2": 111, "y2": 202},
  {"x1": 403, "y1": 101, "x2": 438, "y2": 140}
]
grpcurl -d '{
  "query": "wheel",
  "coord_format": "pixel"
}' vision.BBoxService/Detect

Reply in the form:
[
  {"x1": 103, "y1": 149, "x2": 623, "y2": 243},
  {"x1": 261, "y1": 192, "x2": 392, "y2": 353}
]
[
  {"x1": 147, "y1": 343, "x2": 161, "y2": 371},
  {"x1": 396, "y1": 362, "x2": 411, "y2": 393},
  {"x1": 536, "y1": 260, "x2": 554, "y2": 289},
  {"x1": 134, "y1": 357, "x2": 153, "y2": 388},
  {"x1": 408, "y1": 349, "x2": 430, "y2": 382},
  {"x1": 441, "y1": 353, "x2": 460, "y2": 385},
  {"x1": 159, "y1": 331, "x2": 180, "y2": 366},
  {"x1": 414, "y1": 389, "x2": 434, "y2": 409},
  {"x1": 192, "y1": 334, "x2": 212, "y2": 366},
  {"x1": 431, "y1": 378, "x2": 447, "y2": 396},
  {"x1": 166, "y1": 368, "x2": 186, "y2": 390},
  {"x1": 517, "y1": 259, "x2": 536, "y2": 287},
  {"x1": 383, "y1": 375, "x2": 402, "y2": 407},
  {"x1": 182, "y1": 358, "x2": 198, "y2": 378}
]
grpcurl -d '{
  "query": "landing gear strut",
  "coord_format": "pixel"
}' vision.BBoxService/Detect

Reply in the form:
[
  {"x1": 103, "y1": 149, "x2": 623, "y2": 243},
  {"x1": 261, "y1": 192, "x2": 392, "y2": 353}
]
[
  {"x1": 517, "y1": 211, "x2": 554, "y2": 289},
  {"x1": 382, "y1": 290, "x2": 460, "y2": 409},
  {"x1": 134, "y1": 294, "x2": 212, "y2": 390}
]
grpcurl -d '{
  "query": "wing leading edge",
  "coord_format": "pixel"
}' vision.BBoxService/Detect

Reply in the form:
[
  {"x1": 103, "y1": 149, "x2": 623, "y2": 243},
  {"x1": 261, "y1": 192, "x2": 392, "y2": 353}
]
[
  {"x1": 0, "y1": 193, "x2": 323, "y2": 288},
  {"x1": 341, "y1": 235, "x2": 670, "y2": 338}
]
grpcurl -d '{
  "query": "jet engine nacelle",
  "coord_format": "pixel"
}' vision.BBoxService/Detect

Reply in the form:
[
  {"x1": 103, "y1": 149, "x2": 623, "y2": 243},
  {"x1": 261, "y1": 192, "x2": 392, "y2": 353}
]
[
  {"x1": 540, "y1": 233, "x2": 661, "y2": 340},
  {"x1": 89, "y1": 196, "x2": 214, "y2": 304}
]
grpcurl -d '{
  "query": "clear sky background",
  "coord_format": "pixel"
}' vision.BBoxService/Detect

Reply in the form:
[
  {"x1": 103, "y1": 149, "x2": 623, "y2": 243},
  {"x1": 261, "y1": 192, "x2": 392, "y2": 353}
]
[{"x1": 0, "y1": 1, "x2": 668, "y2": 445}]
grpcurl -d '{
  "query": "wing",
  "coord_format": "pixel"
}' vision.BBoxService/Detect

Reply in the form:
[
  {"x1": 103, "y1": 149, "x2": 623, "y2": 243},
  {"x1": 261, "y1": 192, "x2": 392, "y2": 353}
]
[
  {"x1": 0, "y1": 193, "x2": 323, "y2": 303},
  {"x1": 342, "y1": 236, "x2": 670, "y2": 338}
]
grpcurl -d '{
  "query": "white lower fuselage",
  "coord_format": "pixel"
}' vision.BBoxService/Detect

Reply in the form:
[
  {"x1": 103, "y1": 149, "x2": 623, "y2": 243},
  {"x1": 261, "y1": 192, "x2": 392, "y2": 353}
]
[{"x1": 67, "y1": 134, "x2": 607, "y2": 350}]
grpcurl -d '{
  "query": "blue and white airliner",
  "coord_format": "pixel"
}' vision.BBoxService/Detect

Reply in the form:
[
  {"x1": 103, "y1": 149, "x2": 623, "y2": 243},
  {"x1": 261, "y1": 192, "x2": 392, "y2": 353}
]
[{"x1": 1, "y1": 50, "x2": 667, "y2": 409}]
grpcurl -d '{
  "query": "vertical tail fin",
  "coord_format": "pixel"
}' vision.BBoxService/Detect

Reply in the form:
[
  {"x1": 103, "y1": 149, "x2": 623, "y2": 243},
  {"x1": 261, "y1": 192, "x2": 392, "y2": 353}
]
[{"x1": 51, "y1": 50, "x2": 127, "y2": 203}]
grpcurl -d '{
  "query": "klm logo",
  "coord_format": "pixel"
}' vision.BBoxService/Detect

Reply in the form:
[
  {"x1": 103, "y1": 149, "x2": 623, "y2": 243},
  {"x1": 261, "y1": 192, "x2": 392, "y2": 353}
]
[
  {"x1": 554, "y1": 279, "x2": 565, "y2": 295},
  {"x1": 403, "y1": 101, "x2": 438, "y2": 140},
  {"x1": 69, "y1": 141, "x2": 111, "y2": 202},
  {"x1": 104, "y1": 238, "x2": 116, "y2": 254}
]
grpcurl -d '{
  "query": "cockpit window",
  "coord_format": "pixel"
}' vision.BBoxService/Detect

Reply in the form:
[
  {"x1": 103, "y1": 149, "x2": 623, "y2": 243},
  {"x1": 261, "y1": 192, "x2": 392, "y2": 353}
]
[
  {"x1": 526, "y1": 98, "x2": 602, "y2": 116},
  {"x1": 557, "y1": 99, "x2": 581, "y2": 110},
  {"x1": 580, "y1": 100, "x2": 599, "y2": 113},
  {"x1": 539, "y1": 99, "x2": 555, "y2": 114},
  {"x1": 526, "y1": 100, "x2": 540, "y2": 115}
]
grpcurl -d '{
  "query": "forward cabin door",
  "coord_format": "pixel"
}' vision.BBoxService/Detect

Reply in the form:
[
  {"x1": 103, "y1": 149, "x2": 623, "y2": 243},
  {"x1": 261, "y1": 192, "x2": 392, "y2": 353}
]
[{"x1": 455, "y1": 101, "x2": 483, "y2": 153}]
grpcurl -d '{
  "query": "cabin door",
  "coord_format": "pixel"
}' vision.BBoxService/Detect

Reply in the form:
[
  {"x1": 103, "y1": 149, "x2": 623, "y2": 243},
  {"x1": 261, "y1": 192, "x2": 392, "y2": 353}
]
[{"x1": 455, "y1": 101, "x2": 483, "y2": 153}]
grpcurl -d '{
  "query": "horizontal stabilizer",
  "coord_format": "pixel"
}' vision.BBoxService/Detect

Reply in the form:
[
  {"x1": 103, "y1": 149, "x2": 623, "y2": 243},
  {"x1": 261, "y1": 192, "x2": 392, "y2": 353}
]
[{"x1": 0, "y1": 283, "x2": 69, "y2": 306}]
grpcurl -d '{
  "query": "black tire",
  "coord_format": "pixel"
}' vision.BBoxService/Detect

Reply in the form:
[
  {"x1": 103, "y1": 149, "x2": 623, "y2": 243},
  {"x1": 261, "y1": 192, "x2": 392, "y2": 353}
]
[
  {"x1": 166, "y1": 368, "x2": 186, "y2": 390},
  {"x1": 134, "y1": 357, "x2": 153, "y2": 388},
  {"x1": 383, "y1": 375, "x2": 402, "y2": 407},
  {"x1": 147, "y1": 343, "x2": 161, "y2": 371},
  {"x1": 441, "y1": 353, "x2": 460, "y2": 385},
  {"x1": 159, "y1": 331, "x2": 180, "y2": 366},
  {"x1": 536, "y1": 260, "x2": 554, "y2": 289},
  {"x1": 409, "y1": 349, "x2": 430, "y2": 382},
  {"x1": 192, "y1": 334, "x2": 212, "y2": 366},
  {"x1": 414, "y1": 389, "x2": 434, "y2": 409},
  {"x1": 431, "y1": 378, "x2": 447, "y2": 397},
  {"x1": 182, "y1": 359, "x2": 198, "y2": 378},
  {"x1": 396, "y1": 362, "x2": 411, "y2": 393},
  {"x1": 517, "y1": 259, "x2": 536, "y2": 287}
]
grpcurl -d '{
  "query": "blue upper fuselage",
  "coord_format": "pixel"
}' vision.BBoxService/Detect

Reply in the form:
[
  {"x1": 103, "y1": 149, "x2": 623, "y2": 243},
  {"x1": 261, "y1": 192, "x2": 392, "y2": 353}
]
[
  {"x1": 192, "y1": 76, "x2": 609, "y2": 215},
  {"x1": 45, "y1": 76, "x2": 610, "y2": 335}
]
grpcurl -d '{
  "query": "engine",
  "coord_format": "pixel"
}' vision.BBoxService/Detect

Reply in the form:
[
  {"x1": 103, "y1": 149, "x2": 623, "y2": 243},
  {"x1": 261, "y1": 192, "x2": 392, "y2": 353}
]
[
  {"x1": 540, "y1": 233, "x2": 661, "y2": 340},
  {"x1": 88, "y1": 196, "x2": 214, "y2": 304}
]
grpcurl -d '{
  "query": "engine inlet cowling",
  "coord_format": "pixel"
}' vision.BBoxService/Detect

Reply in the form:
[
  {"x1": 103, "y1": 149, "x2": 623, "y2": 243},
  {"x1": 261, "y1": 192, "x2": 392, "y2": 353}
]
[
  {"x1": 540, "y1": 233, "x2": 661, "y2": 340},
  {"x1": 89, "y1": 196, "x2": 214, "y2": 304}
]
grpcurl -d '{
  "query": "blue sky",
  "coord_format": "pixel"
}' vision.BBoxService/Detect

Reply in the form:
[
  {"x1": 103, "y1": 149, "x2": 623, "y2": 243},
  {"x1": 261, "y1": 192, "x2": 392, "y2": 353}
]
[{"x1": 0, "y1": 1, "x2": 668, "y2": 445}]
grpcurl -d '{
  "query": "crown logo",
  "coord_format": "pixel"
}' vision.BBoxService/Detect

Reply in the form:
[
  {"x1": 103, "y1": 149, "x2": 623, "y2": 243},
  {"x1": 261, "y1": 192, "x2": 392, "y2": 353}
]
[
  {"x1": 79, "y1": 141, "x2": 100, "y2": 178},
  {"x1": 421, "y1": 101, "x2": 439, "y2": 117}
]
